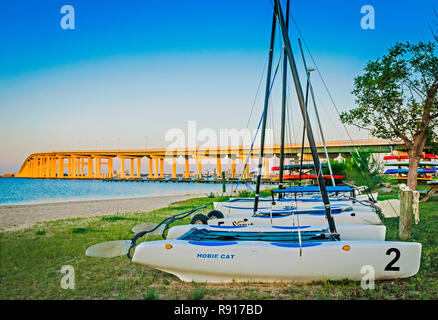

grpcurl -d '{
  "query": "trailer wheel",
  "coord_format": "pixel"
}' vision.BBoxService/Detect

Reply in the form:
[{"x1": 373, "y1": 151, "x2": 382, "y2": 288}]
[
  {"x1": 191, "y1": 213, "x2": 209, "y2": 225},
  {"x1": 207, "y1": 210, "x2": 224, "y2": 220}
]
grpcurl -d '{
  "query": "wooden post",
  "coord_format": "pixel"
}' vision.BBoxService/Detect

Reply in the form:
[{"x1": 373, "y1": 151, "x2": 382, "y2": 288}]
[{"x1": 399, "y1": 190, "x2": 413, "y2": 240}]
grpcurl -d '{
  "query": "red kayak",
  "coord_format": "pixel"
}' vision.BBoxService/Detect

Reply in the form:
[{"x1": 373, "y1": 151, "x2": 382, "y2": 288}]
[
  {"x1": 280, "y1": 174, "x2": 344, "y2": 180},
  {"x1": 384, "y1": 154, "x2": 438, "y2": 160}
]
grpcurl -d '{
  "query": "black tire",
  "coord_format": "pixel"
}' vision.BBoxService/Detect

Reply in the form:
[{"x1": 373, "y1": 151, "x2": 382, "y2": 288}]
[
  {"x1": 207, "y1": 210, "x2": 224, "y2": 220},
  {"x1": 191, "y1": 213, "x2": 209, "y2": 225}
]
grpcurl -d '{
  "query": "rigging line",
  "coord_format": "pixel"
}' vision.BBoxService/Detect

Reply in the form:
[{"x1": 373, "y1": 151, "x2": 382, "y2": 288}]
[
  {"x1": 246, "y1": 54, "x2": 270, "y2": 128},
  {"x1": 285, "y1": 99, "x2": 294, "y2": 171},
  {"x1": 287, "y1": 79, "x2": 297, "y2": 147},
  {"x1": 312, "y1": 87, "x2": 374, "y2": 172},
  {"x1": 288, "y1": 85, "x2": 295, "y2": 143},
  {"x1": 298, "y1": 38, "x2": 336, "y2": 186},
  {"x1": 289, "y1": 14, "x2": 371, "y2": 172},
  {"x1": 233, "y1": 50, "x2": 284, "y2": 193}
]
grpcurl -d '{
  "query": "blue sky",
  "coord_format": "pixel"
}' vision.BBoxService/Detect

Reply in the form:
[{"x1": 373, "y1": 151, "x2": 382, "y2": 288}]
[{"x1": 0, "y1": 0, "x2": 436, "y2": 172}]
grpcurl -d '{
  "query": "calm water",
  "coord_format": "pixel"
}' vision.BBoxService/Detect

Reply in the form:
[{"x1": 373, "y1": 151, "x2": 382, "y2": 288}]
[{"x1": 0, "y1": 178, "x2": 261, "y2": 206}]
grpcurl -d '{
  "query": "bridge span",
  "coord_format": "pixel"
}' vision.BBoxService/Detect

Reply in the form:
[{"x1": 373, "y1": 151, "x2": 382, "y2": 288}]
[{"x1": 14, "y1": 139, "x2": 403, "y2": 180}]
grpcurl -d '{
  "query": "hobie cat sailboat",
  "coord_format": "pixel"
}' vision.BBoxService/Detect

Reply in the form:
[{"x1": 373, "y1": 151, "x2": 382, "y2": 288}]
[
  {"x1": 85, "y1": 0, "x2": 421, "y2": 283},
  {"x1": 208, "y1": 186, "x2": 382, "y2": 223}
]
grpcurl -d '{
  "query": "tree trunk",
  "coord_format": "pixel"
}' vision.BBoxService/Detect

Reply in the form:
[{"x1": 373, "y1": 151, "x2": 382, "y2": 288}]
[
  {"x1": 407, "y1": 149, "x2": 421, "y2": 191},
  {"x1": 399, "y1": 190, "x2": 413, "y2": 240},
  {"x1": 407, "y1": 131, "x2": 428, "y2": 190}
]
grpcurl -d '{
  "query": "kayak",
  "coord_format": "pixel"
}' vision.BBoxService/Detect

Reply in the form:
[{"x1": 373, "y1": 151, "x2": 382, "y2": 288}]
[
  {"x1": 384, "y1": 161, "x2": 438, "y2": 167},
  {"x1": 383, "y1": 154, "x2": 438, "y2": 160},
  {"x1": 389, "y1": 177, "x2": 437, "y2": 183},
  {"x1": 272, "y1": 174, "x2": 344, "y2": 180},
  {"x1": 271, "y1": 163, "x2": 328, "y2": 170},
  {"x1": 384, "y1": 168, "x2": 436, "y2": 174}
]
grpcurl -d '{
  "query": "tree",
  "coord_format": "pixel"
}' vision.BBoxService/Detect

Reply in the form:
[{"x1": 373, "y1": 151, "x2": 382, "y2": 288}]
[
  {"x1": 430, "y1": 7, "x2": 438, "y2": 43},
  {"x1": 340, "y1": 41, "x2": 438, "y2": 190}
]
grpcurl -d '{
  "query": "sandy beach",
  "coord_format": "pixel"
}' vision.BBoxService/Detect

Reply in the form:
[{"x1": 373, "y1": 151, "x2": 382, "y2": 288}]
[{"x1": 0, "y1": 193, "x2": 203, "y2": 232}]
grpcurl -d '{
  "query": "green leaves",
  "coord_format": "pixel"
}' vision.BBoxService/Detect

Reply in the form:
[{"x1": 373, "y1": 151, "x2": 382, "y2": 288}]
[{"x1": 340, "y1": 41, "x2": 438, "y2": 145}]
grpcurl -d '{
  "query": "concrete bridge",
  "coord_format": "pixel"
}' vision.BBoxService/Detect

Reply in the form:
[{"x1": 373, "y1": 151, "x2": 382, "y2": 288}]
[{"x1": 14, "y1": 139, "x2": 403, "y2": 180}]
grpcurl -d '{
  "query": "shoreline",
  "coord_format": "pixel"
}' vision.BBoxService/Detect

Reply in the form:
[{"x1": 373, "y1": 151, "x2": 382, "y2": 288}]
[
  {"x1": 0, "y1": 193, "x2": 204, "y2": 232},
  {"x1": 0, "y1": 192, "x2": 207, "y2": 207}
]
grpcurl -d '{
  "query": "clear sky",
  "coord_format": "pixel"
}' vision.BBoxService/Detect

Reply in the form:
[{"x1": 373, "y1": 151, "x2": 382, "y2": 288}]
[{"x1": 0, "y1": 0, "x2": 436, "y2": 173}]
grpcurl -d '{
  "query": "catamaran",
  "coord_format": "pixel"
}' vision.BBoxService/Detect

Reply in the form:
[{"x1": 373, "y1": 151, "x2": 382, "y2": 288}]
[
  {"x1": 210, "y1": 186, "x2": 380, "y2": 219},
  {"x1": 85, "y1": 0, "x2": 421, "y2": 283}
]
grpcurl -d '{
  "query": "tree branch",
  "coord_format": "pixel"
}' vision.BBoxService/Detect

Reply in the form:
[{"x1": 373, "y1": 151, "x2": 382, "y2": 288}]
[
  {"x1": 402, "y1": 79, "x2": 426, "y2": 98},
  {"x1": 421, "y1": 77, "x2": 438, "y2": 128}
]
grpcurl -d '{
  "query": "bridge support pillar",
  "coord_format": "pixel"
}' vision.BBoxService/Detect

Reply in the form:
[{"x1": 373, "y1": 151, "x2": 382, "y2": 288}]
[
  {"x1": 108, "y1": 157, "x2": 113, "y2": 178},
  {"x1": 50, "y1": 157, "x2": 54, "y2": 177},
  {"x1": 45, "y1": 157, "x2": 49, "y2": 178},
  {"x1": 66, "y1": 157, "x2": 70, "y2": 177},
  {"x1": 137, "y1": 158, "x2": 141, "y2": 178},
  {"x1": 120, "y1": 157, "x2": 125, "y2": 179},
  {"x1": 154, "y1": 158, "x2": 159, "y2": 179},
  {"x1": 58, "y1": 157, "x2": 63, "y2": 178},
  {"x1": 97, "y1": 158, "x2": 101, "y2": 178},
  {"x1": 160, "y1": 158, "x2": 164, "y2": 178},
  {"x1": 130, "y1": 158, "x2": 134, "y2": 178},
  {"x1": 87, "y1": 157, "x2": 93, "y2": 178},
  {"x1": 263, "y1": 157, "x2": 270, "y2": 178},
  {"x1": 172, "y1": 158, "x2": 176, "y2": 178},
  {"x1": 231, "y1": 158, "x2": 236, "y2": 179},
  {"x1": 80, "y1": 158, "x2": 84, "y2": 178},
  {"x1": 184, "y1": 156, "x2": 190, "y2": 179},
  {"x1": 72, "y1": 156, "x2": 77, "y2": 178},
  {"x1": 148, "y1": 158, "x2": 153, "y2": 179},
  {"x1": 51, "y1": 157, "x2": 55, "y2": 177},
  {"x1": 216, "y1": 156, "x2": 222, "y2": 178},
  {"x1": 196, "y1": 157, "x2": 202, "y2": 179}
]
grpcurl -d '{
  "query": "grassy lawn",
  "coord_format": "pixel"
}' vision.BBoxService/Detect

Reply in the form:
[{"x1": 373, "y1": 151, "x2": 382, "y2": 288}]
[{"x1": 0, "y1": 194, "x2": 437, "y2": 300}]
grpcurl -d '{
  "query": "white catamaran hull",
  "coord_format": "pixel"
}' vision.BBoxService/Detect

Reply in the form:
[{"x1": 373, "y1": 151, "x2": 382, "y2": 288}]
[
  {"x1": 132, "y1": 240, "x2": 421, "y2": 283},
  {"x1": 166, "y1": 224, "x2": 387, "y2": 241},
  {"x1": 214, "y1": 198, "x2": 378, "y2": 217},
  {"x1": 207, "y1": 209, "x2": 382, "y2": 227}
]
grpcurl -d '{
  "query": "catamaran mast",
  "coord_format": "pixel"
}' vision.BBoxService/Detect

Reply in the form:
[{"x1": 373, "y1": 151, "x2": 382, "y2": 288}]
[
  {"x1": 278, "y1": 0, "x2": 290, "y2": 189},
  {"x1": 298, "y1": 38, "x2": 336, "y2": 186},
  {"x1": 253, "y1": 12, "x2": 277, "y2": 214},
  {"x1": 298, "y1": 78, "x2": 310, "y2": 185},
  {"x1": 273, "y1": 0, "x2": 337, "y2": 234}
]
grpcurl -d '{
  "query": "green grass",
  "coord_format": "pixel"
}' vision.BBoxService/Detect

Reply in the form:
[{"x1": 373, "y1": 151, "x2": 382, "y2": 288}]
[{"x1": 0, "y1": 193, "x2": 437, "y2": 300}]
